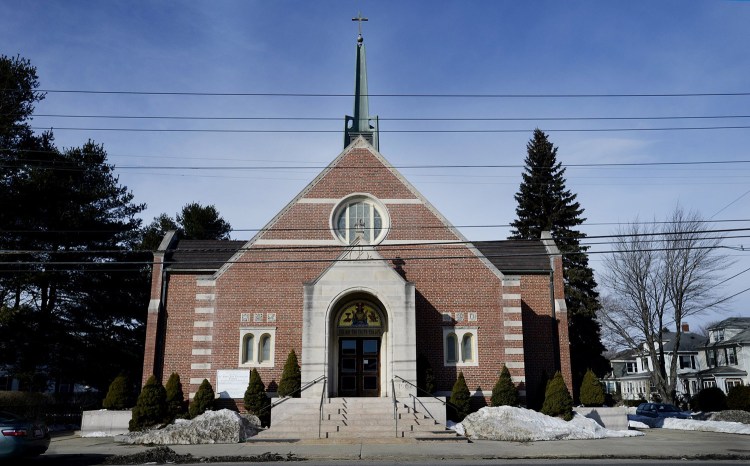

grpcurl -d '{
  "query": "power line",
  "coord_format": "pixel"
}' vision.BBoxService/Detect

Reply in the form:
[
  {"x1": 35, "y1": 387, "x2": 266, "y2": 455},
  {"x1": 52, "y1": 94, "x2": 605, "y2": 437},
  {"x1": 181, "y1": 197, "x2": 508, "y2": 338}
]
[
  {"x1": 20, "y1": 89, "x2": 750, "y2": 98},
  {"x1": 29, "y1": 125, "x2": 750, "y2": 133}
]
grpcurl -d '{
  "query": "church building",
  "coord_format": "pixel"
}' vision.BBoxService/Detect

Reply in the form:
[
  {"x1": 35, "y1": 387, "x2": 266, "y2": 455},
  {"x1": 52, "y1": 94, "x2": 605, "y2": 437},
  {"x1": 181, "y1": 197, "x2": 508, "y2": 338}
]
[{"x1": 141, "y1": 26, "x2": 572, "y2": 414}]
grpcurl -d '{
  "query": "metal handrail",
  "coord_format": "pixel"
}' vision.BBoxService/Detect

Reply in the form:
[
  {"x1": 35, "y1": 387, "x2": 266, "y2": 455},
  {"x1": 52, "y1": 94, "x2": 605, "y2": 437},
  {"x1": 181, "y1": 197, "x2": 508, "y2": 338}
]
[
  {"x1": 393, "y1": 375, "x2": 450, "y2": 406},
  {"x1": 318, "y1": 378, "x2": 327, "y2": 439},
  {"x1": 391, "y1": 378, "x2": 398, "y2": 437},
  {"x1": 252, "y1": 375, "x2": 326, "y2": 426}
]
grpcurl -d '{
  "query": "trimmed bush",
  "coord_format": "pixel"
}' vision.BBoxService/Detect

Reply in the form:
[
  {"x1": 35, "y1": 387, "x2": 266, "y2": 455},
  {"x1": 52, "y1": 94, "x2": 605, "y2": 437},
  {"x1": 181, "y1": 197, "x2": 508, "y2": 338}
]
[
  {"x1": 490, "y1": 365, "x2": 518, "y2": 407},
  {"x1": 0, "y1": 391, "x2": 51, "y2": 420},
  {"x1": 164, "y1": 372, "x2": 186, "y2": 421},
  {"x1": 188, "y1": 379, "x2": 215, "y2": 419},
  {"x1": 417, "y1": 353, "x2": 436, "y2": 395},
  {"x1": 693, "y1": 386, "x2": 727, "y2": 412},
  {"x1": 277, "y1": 350, "x2": 301, "y2": 397},
  {"x1": 726, "y1": 385, "x2": 750, "y2": 412},
  {"x1": 579, "y1": 368, "x2": 605, "y2": 407},
  {"x1": 129, "y1": 375, "x2": 167, "y2": 431},
  {"x1": 244, "y1": 368, "x2": 271, "y2": 426},
  {"x1": 448, "y1": 371, "x2": 472, "y2": 421},
  {"x1": 541, "y1": 371, "x2": 573, "y2": 421},
  {"x1": 102, "y1": 374, "x2": 133, "y2": 410}
]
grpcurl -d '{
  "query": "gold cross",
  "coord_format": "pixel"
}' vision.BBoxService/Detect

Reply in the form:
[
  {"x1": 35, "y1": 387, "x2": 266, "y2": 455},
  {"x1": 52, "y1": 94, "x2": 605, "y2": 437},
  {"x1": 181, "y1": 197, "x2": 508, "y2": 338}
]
[{"x1": 352, "y1": 11, "x2": 368, "y2": 35}]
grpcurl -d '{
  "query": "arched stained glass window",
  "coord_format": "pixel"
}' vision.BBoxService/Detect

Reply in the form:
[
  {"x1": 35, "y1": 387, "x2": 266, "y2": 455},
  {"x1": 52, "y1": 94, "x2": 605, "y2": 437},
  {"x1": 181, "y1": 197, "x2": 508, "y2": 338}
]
[
  {"x1": 446, "y1": 333, "x2": 458, "y2": 363},
  {"x1": 259, "y1": 334, "x2": 272, "y2": 363},
  {"x1": 243, "y1": 334, "x2": 254, "y2": 363},
  {"x1": 462, "y1": 334, "x2": 474, "y2": 362}
]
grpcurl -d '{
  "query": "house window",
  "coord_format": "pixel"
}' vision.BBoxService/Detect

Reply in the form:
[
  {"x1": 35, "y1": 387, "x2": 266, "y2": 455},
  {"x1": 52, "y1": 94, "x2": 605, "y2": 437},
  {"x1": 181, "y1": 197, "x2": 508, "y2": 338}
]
[
  {"x1": 443, "y1": 327, "x2": 479, "y2": 366},
  {"x1": 703, "y1": 379, "x2": 716, "y2": 388},
  {"x1": 626, "y1": 362, "x2": 637, "y2": 373},
  {"x1": 714, "y1": 329, "x2": 725, "y2": 342},
  {"x1": 641, "y1": 358, "x2": 650, "y2": 371},
  {"x1": 239, "y1": 328, "x2": 276, "y2": 367},
  {"x1": 727, "y1": 347, "x2": 737, "y2": 365},
  {"x1": 707, "y1": 349, "x2": 717, "y2": 367},
  {"x1": 679, "y1": 355, "x2": 696, "y2": 369},
  {"x1": 446, "y1": 334, "x2": 458, "y2": 363},
  {"x1": 726, "y1": 379, "x2": 742, "y2": 391},
  {"x1": 332, "y1": 195, "x2": 389, "y2": 244}
]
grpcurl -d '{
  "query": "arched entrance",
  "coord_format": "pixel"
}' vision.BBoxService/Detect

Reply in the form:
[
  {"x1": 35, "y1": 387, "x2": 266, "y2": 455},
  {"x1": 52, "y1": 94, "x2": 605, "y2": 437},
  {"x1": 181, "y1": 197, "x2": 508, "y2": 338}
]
[{"x1": 333, "y1": 298, "x2": 386, "y2": 397}]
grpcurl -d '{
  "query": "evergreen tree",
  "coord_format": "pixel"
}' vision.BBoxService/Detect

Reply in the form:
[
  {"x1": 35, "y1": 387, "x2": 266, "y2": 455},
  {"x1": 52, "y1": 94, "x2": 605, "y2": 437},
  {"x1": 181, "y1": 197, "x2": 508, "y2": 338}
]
[
  {"x1": 448, "y1": 371, "x2": 472, "y2": 421},
  {"x1": 417, "y1": 353, "x2": 436, "y2": 395},
  {"x1": 244, "y1": 369, "x2": 271, "y2": 426},
  {"x1": 102, "y1": 374, "x2": 133, "y2": 410},
  {"x1": 277, "y1": 350, "x2": 302, "y2": 397},
  {"x1": 140, "y1": 203, "x2": 232, "y2": 251},
  {"x1": 189, "y1": 379, "x2": 215, "y2": 418},
  {"x1": 579, "y1": 368, "x2": 605, "y2": 407},
  {"x1": 164, "y1": 372, "x2": 186, "y2": 421},
  {"x1": 129, "y1": 375, "x2": 167, "y2": 431},
  {"x1": 510, "y1": 129, "x2": 608, "y2": 398},
  {"x1": 541, "y1": 371, "x2": 574, "y2": 421},
  {"x1": 490, "y1": 365, "x2": 519, "y2": 407}
]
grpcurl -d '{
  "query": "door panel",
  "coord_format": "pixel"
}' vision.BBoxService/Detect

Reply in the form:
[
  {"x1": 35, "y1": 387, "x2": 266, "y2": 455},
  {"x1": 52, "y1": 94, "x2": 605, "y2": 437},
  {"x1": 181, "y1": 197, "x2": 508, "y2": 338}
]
[{"x1": 339, "y1": 338, "x2": 380, "y2": 397}]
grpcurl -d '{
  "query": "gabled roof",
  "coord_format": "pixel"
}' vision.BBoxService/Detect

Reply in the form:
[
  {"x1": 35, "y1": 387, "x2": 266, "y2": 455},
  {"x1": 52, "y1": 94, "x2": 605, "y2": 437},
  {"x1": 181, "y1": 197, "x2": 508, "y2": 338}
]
[
  {"x1": 708, "y1": 317, "x2": 750, "y2": 331},
  {"x1": 472, "y1": 240, "x2": 551, "y2": 273},
  {"x1": 166, "y1": 239, "x2": 245, "y2": 271},
  {"x1": 661, "y1": 331, "x2": 707, "y2": 351}
]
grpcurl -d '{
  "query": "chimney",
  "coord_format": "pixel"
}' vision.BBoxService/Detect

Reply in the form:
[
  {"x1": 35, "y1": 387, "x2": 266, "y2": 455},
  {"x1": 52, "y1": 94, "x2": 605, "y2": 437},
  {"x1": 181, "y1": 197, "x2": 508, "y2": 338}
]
[{"x1": 682, "y1": 323, "x2": 690, "y2": 332}]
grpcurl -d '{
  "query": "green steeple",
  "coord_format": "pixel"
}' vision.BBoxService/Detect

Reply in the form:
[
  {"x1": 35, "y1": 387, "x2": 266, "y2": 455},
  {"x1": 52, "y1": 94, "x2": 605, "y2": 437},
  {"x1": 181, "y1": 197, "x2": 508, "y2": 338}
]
[{"x1": 345, "y1": 13, "x2": 379, "y2": 150}]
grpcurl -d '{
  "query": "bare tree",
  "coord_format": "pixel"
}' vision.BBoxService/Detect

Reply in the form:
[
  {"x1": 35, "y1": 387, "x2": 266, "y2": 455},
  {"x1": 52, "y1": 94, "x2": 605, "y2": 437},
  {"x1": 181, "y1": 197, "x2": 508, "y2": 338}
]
[{"x1": 600, "y1": 206, "x2": 729, "y2": 403}]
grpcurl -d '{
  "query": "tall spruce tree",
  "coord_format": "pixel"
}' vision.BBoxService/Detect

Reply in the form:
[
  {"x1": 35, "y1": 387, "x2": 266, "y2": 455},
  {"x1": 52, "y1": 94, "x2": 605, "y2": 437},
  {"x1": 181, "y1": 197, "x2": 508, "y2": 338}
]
[{"x1": 510, "y1": 129, "x2": 608, "y2": 399}]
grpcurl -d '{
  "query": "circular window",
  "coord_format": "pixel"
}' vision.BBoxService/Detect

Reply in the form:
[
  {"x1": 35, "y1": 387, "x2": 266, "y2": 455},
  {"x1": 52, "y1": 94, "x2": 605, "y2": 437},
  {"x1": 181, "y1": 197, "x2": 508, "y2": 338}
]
[{"x1": 332, "y1": 195, "x2": 389, "y2": 244}]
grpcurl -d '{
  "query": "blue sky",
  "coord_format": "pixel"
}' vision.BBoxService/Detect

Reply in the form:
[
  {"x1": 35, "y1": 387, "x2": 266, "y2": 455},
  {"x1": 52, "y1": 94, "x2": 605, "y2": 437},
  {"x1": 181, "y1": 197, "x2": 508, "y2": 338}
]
[{"x1": 2, "y1": 0, "x2": 749, "y2": 329}]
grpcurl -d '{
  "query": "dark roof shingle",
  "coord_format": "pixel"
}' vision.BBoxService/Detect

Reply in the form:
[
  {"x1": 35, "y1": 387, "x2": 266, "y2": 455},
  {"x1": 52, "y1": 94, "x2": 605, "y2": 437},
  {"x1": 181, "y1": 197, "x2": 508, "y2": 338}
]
[
  {"x1": 167, "y1": 239, "x2": 245, "y2": 271},
  {"x1": 472, "y1": 240, "x2": 551, "y2": 273}
]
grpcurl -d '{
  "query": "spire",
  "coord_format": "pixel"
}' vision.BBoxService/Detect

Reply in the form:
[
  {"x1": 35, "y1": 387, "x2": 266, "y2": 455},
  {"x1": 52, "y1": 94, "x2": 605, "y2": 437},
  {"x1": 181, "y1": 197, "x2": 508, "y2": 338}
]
[{"x1": 345, "y1": 12, "x2": 379, "y2": 150}]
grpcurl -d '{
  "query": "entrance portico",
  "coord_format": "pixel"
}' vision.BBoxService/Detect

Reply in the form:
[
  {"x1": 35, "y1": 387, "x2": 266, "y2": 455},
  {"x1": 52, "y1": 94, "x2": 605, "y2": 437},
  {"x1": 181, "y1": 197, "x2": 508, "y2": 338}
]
[{"x1": 300, "y1": 245, "x2": 417, "y2": 399}]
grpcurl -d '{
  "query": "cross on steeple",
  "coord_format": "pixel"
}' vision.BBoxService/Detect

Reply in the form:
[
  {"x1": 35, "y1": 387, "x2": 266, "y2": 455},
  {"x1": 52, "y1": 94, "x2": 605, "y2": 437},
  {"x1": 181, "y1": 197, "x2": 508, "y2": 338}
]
[{"x1": 352, "y1": 12, "x2": 368, "y2": 36}]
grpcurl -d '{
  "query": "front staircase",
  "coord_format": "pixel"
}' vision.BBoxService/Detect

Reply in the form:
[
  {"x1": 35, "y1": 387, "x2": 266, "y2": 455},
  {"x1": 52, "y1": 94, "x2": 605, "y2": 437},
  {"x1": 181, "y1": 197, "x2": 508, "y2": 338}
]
[{"x1": 252, "y1": 397, "x2": 466, "y2": 442}]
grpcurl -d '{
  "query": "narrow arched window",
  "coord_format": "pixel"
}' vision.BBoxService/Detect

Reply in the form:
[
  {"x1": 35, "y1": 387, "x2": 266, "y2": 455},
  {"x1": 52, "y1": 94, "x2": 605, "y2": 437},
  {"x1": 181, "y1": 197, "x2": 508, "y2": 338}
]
[
  {"x1": 259, "y1": 334, "x2": 272, "y2": 363},
  {"x1": 446, "y1": 333, "x2": 458, "y2": 363},
  {"x1": 462, "y1": 334, "x2": 474, "y2": 362},
  {"x1": 243, "y1": 334, "x2": 254, "y2": 363}
]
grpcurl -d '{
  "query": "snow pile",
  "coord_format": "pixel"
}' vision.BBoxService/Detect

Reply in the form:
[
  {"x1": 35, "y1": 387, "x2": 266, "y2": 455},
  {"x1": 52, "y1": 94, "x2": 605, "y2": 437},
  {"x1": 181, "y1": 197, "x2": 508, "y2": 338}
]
[
  {"x1": 121, "y1": 409, "x2": 261, "y2": 445},
  {"x1": 81, "y1": 431, "x2": 111, "y2": 438},
  {"x1": 662, "y1": 417, "x2": 750, "y2": 435},
  {"x1": 709, "y1": 410, "x2": 750, "y2": 425},
  {"x1": 627, "y1": 419, "x2": 650, "y2": 429},
  {"x1": 456, "y1": 406, "x2": 642, "y2": 441}
]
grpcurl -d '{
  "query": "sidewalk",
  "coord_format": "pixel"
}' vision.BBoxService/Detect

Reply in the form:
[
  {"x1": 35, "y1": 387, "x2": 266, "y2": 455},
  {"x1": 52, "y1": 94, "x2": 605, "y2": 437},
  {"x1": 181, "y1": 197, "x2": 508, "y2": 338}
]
[{"x1": 44, "y1": 429, "x2": 750, "y2": 462}]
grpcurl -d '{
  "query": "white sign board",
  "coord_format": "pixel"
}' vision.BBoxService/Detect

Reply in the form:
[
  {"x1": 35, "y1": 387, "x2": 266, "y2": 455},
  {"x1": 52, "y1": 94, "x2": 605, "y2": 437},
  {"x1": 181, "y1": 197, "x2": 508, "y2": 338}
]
[{"x1": 216, "y1": 370, "x2": 250, "y2": 399}]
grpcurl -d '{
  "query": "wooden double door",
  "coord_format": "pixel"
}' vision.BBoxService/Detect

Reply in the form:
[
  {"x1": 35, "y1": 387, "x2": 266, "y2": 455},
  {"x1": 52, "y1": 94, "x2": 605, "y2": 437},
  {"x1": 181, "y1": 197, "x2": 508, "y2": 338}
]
[{"x1": 338, "y1": 338, "x2": 380, "y2": 397}]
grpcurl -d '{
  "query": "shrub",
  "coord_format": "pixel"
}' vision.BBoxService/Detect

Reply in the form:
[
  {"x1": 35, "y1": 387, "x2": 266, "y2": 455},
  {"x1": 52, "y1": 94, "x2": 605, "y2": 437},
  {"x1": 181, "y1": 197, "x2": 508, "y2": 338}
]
[
  {"x1": 244, "y1": 369, "x2": 271, "y2": 426},
  {"x1": 726, "y1": 385, "x2": 750, "y2": 412},
  {"x1": 129, "y1": 375, "x2": 167, "y2": 431},
  {"x1": 448, "y1": 371, "x2": 472, "y2": 421},
  {"x1": 693, "y1": 386, "x2": 727, "y2": 412},
  {"x1": 579, "y1": 369, "x2": 605, "y2": 407},
  {"x1": 541, "y1": 371, "x2": 573, "y2": 421},
  {"x1": 0, "y1": 391, "x2": 51, "y2": 420},
  {"x1": 164, "y1": 373, "x2": 186, "y2": 421},
  {"x1": 490, "y1": 365, "x2": 518, "y2": 407},
  {"x1": 102, "y1": 374, "x2": 133, "y2": 410},
  {"x1": 277, "y1": 350, "x2": 301, "y2": 397},
  {"x1": 417, "y1": 353, "x2": 436, "y2": 395},
  {"x1": 188, "y1": 379, "x2": 215, "y2": 419}
]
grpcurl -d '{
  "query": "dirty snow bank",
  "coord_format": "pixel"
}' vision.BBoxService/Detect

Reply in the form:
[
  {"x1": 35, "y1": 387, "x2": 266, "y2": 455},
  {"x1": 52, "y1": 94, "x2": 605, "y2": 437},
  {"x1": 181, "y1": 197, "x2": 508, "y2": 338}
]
[
  {"x1": 121, "y1": 409, "x2": 261, "y2": 445},
  {"x1": 455, "y1": 406, "x2": 642, "y2": 441},
  {"x1": 627, "y1": 414, "x2": 750, "y2": 434}
]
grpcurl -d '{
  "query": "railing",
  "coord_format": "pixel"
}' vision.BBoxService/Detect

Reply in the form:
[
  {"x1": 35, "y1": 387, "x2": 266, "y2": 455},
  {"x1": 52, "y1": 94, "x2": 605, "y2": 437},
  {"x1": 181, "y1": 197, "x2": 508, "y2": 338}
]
[
  {"x1": 393, "y1": 374, "x2": 456, "y2": 423},
  {"x1": 391, "y1": 378, "x2": 398, "y2": 437},
  {"x1": 318, "y1": 377, "x2": 327, "y2": 439},
  {"x1": 253, "y1": 375, "x2": 326, "y2": 428}
]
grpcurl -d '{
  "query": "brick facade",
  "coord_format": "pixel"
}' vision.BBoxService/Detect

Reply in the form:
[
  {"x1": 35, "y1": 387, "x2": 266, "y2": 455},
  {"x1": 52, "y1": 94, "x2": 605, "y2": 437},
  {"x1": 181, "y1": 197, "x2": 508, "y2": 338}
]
[{"x1": 141, "y1": 139, "x2": 573, "y2": 407}]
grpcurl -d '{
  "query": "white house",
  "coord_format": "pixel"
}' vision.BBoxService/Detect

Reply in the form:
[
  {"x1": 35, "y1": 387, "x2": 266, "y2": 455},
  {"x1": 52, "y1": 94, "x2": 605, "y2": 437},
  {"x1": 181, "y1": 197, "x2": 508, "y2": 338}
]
[{"x1": 698, "y1": 317, "x2": 750, "y2": 393}]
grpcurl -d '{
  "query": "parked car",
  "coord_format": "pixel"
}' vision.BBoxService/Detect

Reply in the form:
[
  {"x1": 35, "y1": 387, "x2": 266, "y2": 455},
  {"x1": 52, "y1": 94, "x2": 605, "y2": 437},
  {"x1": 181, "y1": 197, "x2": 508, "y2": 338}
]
[
  {"x1": 0, "y1": 411, "x2": 50, "y2": 458},
  {"x1": 635, "y1": 403, "x2": 692, "y2": 419}
]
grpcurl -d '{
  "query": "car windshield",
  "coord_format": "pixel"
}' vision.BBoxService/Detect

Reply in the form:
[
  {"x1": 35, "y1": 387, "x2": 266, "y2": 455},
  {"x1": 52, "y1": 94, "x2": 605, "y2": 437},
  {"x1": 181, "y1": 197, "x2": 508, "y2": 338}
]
[{"x1": 0, "y1": 411, "x2": 22, "y2": 422}]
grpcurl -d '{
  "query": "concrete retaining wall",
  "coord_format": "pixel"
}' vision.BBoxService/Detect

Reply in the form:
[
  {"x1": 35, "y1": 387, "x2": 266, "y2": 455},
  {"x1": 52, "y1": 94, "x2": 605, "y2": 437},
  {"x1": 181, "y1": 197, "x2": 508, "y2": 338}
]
[
  {"x1": 79, "y1": 410, "x2": 131, "y2": 436},
  {"x1": 573, "y1": 406, "x2": 629, "y2": 431}
]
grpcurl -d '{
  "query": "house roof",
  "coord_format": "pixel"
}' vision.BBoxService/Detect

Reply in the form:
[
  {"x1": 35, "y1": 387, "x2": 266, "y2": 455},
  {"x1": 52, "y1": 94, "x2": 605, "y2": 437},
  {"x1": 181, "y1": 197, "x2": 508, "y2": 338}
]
[
  {"x1": 608, "y1": 348, "x2": 639, "y2": 361},
  {"x1": 472, "y1": 240, "x2": 552, "y2": 273},
  {"x1": 708, "y1": 317, "x2": 750, "y2": 331},
  {"x1": 166, "y1": 239, "x2": 246, "y2": 271},
  {"x1": 697, "y1": 366, "x2": 748, "y2": 377},
  {"x1": 661, "y1": 331, "x2": 707, "y2": 351}
]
